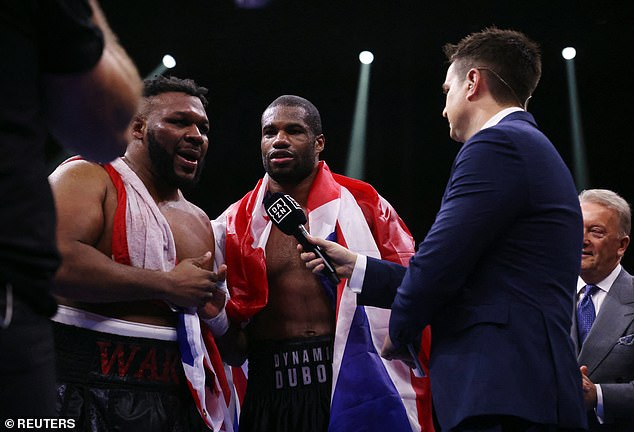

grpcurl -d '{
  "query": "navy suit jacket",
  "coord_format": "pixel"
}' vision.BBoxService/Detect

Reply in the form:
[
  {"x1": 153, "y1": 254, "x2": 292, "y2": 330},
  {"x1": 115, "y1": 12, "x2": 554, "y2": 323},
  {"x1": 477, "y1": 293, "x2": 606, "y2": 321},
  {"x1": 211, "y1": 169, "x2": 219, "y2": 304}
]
[
  {"x1": 361, "y1": 111, "x2": 587, "y2": 430},
  {"x1": 572, "y1": 268, "x2": 634, "y2": 430}
]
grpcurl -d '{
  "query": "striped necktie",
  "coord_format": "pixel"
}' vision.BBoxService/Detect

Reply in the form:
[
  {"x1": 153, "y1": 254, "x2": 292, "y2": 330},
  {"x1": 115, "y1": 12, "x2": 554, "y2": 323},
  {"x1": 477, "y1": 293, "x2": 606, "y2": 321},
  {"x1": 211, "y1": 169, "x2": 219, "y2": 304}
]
[{"x1": 577, "y1": 284, "x2": 599, "y2": 345}]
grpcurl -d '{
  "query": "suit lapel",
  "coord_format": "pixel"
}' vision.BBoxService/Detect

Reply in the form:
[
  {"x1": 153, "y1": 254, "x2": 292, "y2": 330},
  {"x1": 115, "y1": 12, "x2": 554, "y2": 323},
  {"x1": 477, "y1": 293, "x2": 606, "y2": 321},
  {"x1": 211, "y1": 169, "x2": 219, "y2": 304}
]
[
  {"x1": 571, "y1": 298, "x2": 581, "y2": 355},
  {"x1": 578, "y1": 269, "x2": 634, "y2": 374}
]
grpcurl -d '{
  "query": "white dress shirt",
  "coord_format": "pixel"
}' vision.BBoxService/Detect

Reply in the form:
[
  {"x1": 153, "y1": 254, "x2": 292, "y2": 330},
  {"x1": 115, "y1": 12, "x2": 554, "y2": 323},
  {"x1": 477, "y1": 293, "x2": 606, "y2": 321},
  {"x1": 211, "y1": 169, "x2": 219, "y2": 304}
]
[
  {"x1": 577, "y1": 263, "x2": 623, "y2": 424},
  {"x1": 348, "y1": 107, "x2": 525, "y2": 295}
]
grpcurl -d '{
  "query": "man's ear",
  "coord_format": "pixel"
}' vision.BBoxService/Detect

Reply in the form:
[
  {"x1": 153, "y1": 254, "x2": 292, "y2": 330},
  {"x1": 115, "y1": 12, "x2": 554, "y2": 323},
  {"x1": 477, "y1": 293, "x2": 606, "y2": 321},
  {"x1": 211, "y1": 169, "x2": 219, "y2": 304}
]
[
  {"x1": 130, "y1": 116, "x2": 145, "y2": 140},
  {"x1": 315, "y1": 134, "x2": 325, "y2": 154},
  {"x1": 618, "y1": 235, "x2": 630, "y2": 259},
  {"x1": 466, "y1": 68, "x2": 481, "y2": 92}
]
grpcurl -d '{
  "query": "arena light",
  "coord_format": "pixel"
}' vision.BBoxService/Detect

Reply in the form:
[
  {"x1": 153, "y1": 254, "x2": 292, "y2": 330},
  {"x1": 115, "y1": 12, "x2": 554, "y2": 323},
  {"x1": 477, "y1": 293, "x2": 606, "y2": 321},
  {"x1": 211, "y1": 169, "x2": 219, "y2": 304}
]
[
  {"x1": 346, "y1": 52, "x2": 374, "y2": 179},
  {"x1": 562, "y1": 46, "x2": 588, "y2": 189},
  {"x1": 359, "y1": 51, "x2": 374, "y2": 65},
  {"x1": 562, "y1": 47, "x2": 576, "y2": 60},
  {"x1": 162, "y1": 54, "x2": 176, "y2": 69},
  {"x1": 145, "y1": 54, "x2": 177, "y2": 79},
  {"x1": 234, "y1": 0, "x2": 272, "y2": 8}
]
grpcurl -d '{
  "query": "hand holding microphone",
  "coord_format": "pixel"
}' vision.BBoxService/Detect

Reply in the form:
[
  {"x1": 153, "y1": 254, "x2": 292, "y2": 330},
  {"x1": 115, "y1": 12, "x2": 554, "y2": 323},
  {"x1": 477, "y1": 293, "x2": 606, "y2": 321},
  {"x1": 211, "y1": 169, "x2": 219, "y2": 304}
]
[
  {"x1": 298, "y1": 233, "x2": 358, "y2": 280},
  {"x1": 263, "y1": 192, "x2": 341, "y2": 285}
]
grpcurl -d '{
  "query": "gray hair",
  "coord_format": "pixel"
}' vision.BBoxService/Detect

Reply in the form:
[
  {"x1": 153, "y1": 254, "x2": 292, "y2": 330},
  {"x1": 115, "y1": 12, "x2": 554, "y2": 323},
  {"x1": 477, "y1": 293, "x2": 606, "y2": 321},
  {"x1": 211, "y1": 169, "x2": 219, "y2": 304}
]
[{"x1": 579, "y1": 189, "x2": 631, "y2": 236}]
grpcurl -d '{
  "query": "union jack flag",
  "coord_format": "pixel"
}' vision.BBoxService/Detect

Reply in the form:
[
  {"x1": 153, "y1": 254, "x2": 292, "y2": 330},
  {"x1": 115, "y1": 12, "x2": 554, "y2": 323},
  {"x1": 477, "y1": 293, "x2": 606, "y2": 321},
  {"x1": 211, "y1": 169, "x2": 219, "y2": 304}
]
[{"x1": 213, "y1": 161, "x2": 433, "y2": 431}]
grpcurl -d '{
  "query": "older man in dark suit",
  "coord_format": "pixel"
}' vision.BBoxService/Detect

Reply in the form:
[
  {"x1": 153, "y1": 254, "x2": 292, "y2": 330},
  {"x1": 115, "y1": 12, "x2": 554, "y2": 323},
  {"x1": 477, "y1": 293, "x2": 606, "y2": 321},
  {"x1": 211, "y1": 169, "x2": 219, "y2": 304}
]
[{"x1": 573, "y1": 189, "x2": 634, "y2": 431}]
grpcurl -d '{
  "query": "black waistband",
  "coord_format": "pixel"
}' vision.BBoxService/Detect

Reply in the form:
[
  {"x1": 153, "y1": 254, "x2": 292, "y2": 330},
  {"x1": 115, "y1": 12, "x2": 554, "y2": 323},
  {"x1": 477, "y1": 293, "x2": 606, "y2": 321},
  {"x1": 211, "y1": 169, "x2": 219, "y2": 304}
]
[
  {"x1": 53, "y1": 322, "x2": 187, "y2": 392},
  {"x1": 247, "y1": 335, "x2": 334, "y2": 391}
]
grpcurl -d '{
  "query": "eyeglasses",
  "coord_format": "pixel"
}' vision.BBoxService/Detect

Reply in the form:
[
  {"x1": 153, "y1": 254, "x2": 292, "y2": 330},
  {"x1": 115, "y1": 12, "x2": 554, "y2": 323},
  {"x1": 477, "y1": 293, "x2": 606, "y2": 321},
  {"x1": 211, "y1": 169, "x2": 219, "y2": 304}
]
[{"x1": 475, "y1": 67, "x2": 531, "y2": 110}]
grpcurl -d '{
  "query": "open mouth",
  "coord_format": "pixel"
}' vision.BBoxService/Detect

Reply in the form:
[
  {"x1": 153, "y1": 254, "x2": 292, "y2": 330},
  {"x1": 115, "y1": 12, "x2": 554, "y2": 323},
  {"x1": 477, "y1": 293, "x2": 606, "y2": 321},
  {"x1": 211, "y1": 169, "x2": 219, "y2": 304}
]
[{"x1": 176, "y1": 148, "x2": 200, "y2": 170}]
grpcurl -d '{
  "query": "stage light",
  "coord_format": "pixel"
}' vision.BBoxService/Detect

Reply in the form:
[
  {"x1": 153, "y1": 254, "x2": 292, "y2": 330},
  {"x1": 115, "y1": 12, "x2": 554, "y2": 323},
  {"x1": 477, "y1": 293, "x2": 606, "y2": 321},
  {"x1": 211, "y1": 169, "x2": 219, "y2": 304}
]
[
  {"x1": 145, "y1": 54, "x2": 177, "y2": 79},
  {"x1": 562, "y1": 46, "x2": 587, "y2": 189},
  {"x1": 234, "y1": 0, "x2": 272, "y2": 8},
  {"x1": 562, "y1": 47, "x2": 576, "y2": 60},
  {"x1": 359, "y1": 51, "x2": 374, "y2": 65},
  {"x1": 162, "y1": 54, "x2": 176, "y2": 69},
  {"x1": 346, "y1": 52, "x2": 373, "y2": 179}
]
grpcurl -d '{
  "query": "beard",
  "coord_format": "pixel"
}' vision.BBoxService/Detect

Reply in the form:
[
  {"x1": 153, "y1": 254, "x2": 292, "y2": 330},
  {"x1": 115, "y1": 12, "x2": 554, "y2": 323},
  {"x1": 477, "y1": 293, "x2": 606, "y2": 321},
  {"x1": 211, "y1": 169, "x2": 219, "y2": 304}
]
[
  {"x1": 147, "y1": 130, "x2": 205, "y2": 190},
  {"x1": 263, "y1": 146, "x2": 316, "y2": 186}
]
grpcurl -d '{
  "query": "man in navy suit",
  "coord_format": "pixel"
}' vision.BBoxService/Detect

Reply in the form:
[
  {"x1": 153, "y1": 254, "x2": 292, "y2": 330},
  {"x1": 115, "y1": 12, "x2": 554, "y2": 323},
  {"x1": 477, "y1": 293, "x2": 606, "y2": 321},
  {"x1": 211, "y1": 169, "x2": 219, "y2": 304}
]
[
  {"x1": 300, "y1": 28, "x2": 587, "y2": 431},
  {"x1": 573, "y1": 189, "x2": 634, "y2": 431}
]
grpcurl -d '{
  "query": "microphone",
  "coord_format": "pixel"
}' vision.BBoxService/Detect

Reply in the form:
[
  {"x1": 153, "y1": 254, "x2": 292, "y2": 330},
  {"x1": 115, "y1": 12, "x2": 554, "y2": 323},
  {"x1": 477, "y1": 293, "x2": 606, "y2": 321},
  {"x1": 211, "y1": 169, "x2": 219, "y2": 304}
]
[
  {"x1": 263, "y1": 192, "x2": 340, "y2": 285},
  {"x1": 407, "y1": 343, "x2": 426, "y2": 377}
]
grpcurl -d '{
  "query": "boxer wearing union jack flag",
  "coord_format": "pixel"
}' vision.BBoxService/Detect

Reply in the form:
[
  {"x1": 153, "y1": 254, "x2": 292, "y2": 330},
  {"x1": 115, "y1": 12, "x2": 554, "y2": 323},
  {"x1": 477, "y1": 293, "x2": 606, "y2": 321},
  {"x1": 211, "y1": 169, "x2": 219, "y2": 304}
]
[
  {"x1": 212, "y1": 95, "x2": 433, "y2": 432},
  {"x1": 49, "y1": 76, "x2": 237, "y2": 431}
]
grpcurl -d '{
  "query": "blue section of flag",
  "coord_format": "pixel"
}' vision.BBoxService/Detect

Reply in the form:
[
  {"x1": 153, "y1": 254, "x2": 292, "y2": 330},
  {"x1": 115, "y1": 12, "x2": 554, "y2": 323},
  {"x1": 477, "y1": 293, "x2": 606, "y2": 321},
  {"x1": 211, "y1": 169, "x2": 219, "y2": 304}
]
[
  {"x1": 329, "y1": 306, "x2": 412, "y2": 431},
  {"x1": 177, "y1": 313, "x2": 195, "y2": 366}
]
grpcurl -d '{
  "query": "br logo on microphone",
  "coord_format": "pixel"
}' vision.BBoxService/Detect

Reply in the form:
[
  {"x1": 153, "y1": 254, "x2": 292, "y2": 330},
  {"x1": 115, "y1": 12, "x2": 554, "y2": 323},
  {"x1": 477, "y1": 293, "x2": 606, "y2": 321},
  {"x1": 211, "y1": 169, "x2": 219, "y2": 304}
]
[{"x1": 266, "y1": 194, "x2": 302, "y2": 225}]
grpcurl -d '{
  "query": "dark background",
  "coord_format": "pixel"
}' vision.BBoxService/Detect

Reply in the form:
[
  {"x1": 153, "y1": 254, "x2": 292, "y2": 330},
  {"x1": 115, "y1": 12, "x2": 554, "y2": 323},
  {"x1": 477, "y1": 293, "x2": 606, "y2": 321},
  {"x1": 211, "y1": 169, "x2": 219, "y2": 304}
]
[{"x1": 95, "y1": 0, "x2": 634, "y2": 268}]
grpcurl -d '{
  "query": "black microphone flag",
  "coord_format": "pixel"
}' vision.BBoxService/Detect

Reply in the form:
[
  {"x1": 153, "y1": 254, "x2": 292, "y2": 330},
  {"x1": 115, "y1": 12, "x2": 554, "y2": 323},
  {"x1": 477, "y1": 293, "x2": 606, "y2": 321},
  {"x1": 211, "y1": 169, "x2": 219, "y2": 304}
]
[{"x1": 263, "y1": 192, "x2": 340, "y2": 285}]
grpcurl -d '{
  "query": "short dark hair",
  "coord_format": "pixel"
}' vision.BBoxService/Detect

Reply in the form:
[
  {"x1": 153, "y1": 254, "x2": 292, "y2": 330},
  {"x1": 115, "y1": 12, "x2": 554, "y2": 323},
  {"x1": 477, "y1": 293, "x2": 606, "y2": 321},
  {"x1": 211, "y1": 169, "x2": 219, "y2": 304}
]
[
  {"x1": 443, "y1": 27, "x2": 541, "y2": 108},
  {"x1": 143, "y1": 75, "x2": 208, "y2": 107},
  {"x1": 264, "y1": 95, "x2": 322, "y2": 136}
]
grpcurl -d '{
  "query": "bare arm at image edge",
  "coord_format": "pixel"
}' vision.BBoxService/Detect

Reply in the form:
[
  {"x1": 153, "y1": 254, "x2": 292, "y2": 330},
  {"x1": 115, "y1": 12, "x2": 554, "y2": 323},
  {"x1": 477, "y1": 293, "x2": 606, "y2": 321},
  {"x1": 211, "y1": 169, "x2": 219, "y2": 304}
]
[{"x1": 43, "y1": 0, "x2": 142, "y2": 163}]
